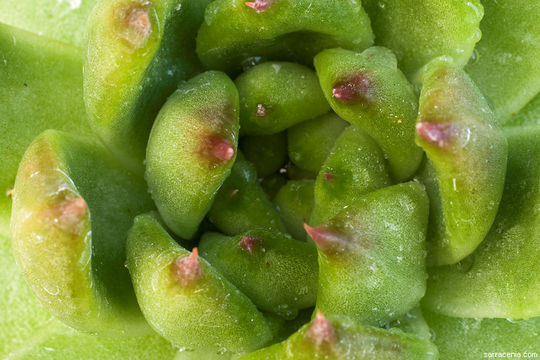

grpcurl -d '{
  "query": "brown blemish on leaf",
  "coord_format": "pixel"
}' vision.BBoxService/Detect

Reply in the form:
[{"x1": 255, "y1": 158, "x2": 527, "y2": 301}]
[
  {"x1": 6, "y1": 188, "x2": 14, "y2": 198},
  {"x1": 239, "y1": 236, "x2": 259, "y2": 255},
  {"x1": 174, "y1": 248, "x2": 202, "y2": 287},
  {"x1": 245, "y1": 0, "x2": 270, "y2": 12},
  {"x1": 332, "y1": 74, "x2": 375, "y2": 103},
  {"x1": 305, "y1": 310, "x2": 337, "y2": 347},
  {"x1": 114, "y1": 3, "x2": 152, "y2": 49}
]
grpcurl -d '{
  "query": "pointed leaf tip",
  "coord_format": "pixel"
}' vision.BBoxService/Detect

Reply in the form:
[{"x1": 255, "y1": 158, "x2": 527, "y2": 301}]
[
  {"x1": 306, "y1": 310, "x2": 336, "y2": 346},
  {"x1": 175, "y1": 248, "x2": 201, "y2": 286},
  {"x1": 304, "y1": 223, "x2": 347, "y2": 253}
]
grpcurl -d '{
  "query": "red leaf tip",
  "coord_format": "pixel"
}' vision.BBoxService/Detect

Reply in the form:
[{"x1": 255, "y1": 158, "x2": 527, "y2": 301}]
[
  {"x1": 175, "y1": 248, "x2": 201, "y2": 286},
  {"x1": 323, "y1": 173, "x2": 335, "y2": 182},
  {"x1": 306, "y1": 310, "x2": 336, "y2": 346},
  {"x1": 245, "y1": 0, "x2": 270, "y2": 12}
]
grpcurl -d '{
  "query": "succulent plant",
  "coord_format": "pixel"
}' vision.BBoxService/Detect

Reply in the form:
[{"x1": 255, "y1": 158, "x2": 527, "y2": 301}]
[
  {"x1": 1, "y1": 0, "x2": 539, "y2": 358},
  {"x1": 422, "y1": 126, "x2": 539, "y2": 318},
  {"x1": 126, "y1": 213, "x2": 273, "y2": 358},
  {"x1": 11, "y1": 130, "x2": 155, "y2": 336},
  {"x1": 196, "y1": 0, "x2": 373, "y2": 72},
  {"x1": 362, "y1": 0, "x2": 483, "y2": 81}
]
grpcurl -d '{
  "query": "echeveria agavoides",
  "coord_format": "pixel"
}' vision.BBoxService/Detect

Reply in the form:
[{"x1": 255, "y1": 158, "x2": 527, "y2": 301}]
[
  {"x1": 0, "y1": 23, "x2": 91, "y2": 239},
  {"x1": 423, "y1": 309, "x2": 540, "y2": 360},
  {"x1": 274, "y1": 179, "x2": 315, "y2": 241},
  {"x1": 466, "y1": 0, "x2": 540, "y2": 123},
  {"x1": 240, "y1": 133, "x2": 288, "y2": 177},
  {"x1": 363, "y1": 0, "x2": 483, "y2": 81},
  {"x1": 310, "y1": 125, "x2": 392, "y2": 226},
  {"x1": 288, "y1": 113, "x2": 349, "y2": 173},
  {"x1": 0, "y1": 234, "x2": 177, "y2": 359},
  {"x1": 3, "y1": 0, "x2": 538, "y2": 355}
]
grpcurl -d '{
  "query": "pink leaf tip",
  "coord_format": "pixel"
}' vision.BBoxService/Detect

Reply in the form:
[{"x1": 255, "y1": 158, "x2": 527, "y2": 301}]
[
  {"x1": 416, "y1": 122, "x2": 454, "y2": 148},
  {"x1": 175, "y1": 248, "x2": 202, "y2": 286},
  {"x1": 57, "y1": 197, "x2": 88, "y2": 235},
  {"x1": 304, "y1": 223, "x2": 347, "y2": 253},
  {"x1": 211, "y1": 138, "x2": 235, "y2": 162},
  {"x1": 306, "y1": 310, "x2": 336, "y2": 346},
  {"x1": 245, "y1": 0, "x2": 270, "y2": 12}
]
